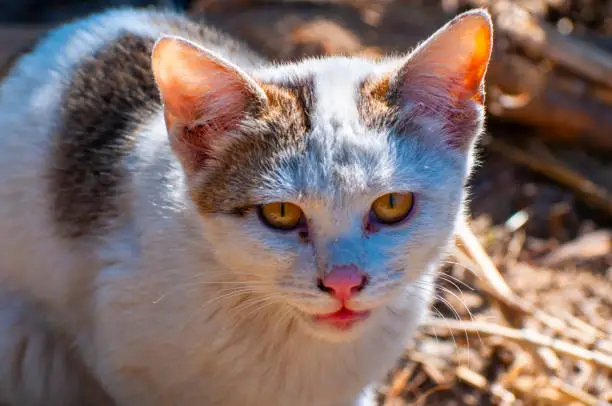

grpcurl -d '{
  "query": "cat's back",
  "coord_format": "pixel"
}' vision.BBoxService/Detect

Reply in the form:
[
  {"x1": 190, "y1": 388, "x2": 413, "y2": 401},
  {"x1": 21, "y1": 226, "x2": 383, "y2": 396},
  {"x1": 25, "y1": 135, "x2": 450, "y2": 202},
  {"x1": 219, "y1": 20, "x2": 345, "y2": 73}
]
[{"x1": 0, "y1": 8, "x2": 262, "y2": 304}]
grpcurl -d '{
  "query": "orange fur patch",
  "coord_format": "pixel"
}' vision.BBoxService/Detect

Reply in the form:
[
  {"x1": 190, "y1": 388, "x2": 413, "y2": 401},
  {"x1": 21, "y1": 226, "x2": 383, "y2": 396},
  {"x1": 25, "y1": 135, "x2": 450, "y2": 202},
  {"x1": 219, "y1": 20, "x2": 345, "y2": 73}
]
[
  {"x1": 358, "y1": 75, "x2": 396, "y2": 130},
  {"x1": 189, "y1": 80, "x2": 313, "y2": 215}
]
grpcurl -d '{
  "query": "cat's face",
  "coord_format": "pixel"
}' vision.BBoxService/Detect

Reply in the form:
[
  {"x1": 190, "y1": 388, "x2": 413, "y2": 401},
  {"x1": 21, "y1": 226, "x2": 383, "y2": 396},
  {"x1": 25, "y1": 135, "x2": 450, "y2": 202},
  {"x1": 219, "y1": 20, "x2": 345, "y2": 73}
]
[{"x1": 152, "y1": 10, "x2": 493, "y2": 341}]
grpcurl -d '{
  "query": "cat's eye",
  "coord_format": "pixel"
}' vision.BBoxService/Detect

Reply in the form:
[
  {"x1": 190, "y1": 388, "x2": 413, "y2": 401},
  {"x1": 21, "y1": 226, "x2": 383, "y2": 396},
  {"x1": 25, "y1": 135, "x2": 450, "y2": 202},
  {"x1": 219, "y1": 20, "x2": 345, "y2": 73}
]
[
  {"x1": 258, "y1": 202, "x2": 304, "y2": 230},
  {"x1": 370, "y1": 192, "x2": 414, "y2": 225}
]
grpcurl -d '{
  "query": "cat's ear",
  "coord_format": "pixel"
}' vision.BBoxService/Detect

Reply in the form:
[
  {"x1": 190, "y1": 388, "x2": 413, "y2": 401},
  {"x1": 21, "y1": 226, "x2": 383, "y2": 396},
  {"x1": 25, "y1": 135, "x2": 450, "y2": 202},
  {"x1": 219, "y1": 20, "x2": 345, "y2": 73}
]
[
  {"x1": 151, "y1": 35, "x2": 266, "y2": 173},
  {"x1": 391, "y1": 9, "x2": 493, "y2": 150}
]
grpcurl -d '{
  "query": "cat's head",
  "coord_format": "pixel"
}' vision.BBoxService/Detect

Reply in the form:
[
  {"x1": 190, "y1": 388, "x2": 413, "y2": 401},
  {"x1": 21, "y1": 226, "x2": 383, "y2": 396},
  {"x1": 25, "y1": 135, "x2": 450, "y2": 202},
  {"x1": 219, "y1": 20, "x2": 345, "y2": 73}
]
[{"x1": 151, "y1": 10, "x2": 493, "y2": 341}]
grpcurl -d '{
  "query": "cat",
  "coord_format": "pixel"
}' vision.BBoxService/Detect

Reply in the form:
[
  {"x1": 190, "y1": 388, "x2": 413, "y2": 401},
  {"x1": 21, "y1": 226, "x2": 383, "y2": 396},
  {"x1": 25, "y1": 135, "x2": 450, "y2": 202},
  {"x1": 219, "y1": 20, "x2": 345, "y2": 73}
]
[{"x1": 0, "y1": 6, "x2": 492, "y2": 406}]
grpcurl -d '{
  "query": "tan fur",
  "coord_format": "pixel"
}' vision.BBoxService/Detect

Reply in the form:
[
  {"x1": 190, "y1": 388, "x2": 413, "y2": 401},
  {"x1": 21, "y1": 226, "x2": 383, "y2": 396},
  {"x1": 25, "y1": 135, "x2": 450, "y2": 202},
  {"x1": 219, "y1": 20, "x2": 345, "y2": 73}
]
[
  {"x1": 190, "y1": 81, "x2": 313, "y2": 214},
  {"x1": 357, "y1": 75, "x2": 396, "y2": 130}
]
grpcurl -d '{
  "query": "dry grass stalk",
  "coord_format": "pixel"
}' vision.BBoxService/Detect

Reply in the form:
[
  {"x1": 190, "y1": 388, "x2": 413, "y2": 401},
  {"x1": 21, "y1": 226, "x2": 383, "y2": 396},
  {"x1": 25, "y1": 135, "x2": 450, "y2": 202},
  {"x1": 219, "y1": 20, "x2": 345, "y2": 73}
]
[
  {"x1": 421, "y1": 319, "x2": 612, "y2": 371},
  {"x1": 455, "y1": 366, "x2": 516, "y2": 404}
]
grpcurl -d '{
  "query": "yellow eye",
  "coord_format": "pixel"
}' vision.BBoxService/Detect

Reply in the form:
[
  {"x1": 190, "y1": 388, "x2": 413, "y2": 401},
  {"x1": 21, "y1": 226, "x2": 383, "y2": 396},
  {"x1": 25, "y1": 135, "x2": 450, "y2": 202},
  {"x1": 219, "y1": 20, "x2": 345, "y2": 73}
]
[
  {"x1": 370, "y1": 192, "x2": 414, "y2": 225},
  {"x1": 258, "y1": 202, "x2": 304, "y2": 230}
]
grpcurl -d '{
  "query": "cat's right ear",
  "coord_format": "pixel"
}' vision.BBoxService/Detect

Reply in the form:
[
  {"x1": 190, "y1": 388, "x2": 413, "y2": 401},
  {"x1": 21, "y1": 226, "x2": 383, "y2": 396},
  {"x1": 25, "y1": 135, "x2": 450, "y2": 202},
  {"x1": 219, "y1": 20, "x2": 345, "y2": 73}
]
[
  {"x1": 387, "y1": 9, "x2": 493, "y2": 151},
  {"x1": 151, "y1": 36, "x2": 267, "y2": 174}
]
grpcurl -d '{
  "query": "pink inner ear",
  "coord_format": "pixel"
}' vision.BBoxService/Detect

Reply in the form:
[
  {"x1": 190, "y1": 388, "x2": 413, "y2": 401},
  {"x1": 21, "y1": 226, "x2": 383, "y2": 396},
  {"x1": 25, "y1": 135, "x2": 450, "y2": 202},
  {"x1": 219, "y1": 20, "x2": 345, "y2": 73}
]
[
  {"x1": 152, "y1": 36, "x2": 262, "y2": 173},
  {"x1": 395, "y1": 11, "x2": 493, "y2": 149},
  {"x1": 398, "y1": 74, "x2": 483, "y2": 151}
]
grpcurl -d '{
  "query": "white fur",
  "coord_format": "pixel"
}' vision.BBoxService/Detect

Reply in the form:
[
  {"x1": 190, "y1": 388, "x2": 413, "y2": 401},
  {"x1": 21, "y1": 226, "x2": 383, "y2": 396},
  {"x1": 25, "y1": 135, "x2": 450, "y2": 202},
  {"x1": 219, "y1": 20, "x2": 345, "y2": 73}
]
[{"x1": 0, "y1": 8, "x2": 486, "y2": 406}]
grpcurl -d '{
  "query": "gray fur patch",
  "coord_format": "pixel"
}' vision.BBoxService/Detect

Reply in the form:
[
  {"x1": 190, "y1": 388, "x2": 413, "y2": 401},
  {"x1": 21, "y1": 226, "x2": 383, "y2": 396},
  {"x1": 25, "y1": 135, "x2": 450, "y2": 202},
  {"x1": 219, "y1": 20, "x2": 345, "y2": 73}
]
[{"x1": 50, "y1": 33, "x2": 160, "y2": 239}]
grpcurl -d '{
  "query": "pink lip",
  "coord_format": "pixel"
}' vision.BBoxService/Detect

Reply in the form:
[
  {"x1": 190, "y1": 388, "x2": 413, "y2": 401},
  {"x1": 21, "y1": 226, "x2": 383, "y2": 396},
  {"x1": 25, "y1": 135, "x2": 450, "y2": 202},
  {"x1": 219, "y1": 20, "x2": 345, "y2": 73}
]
[{"x1": 314, "y1": 307, "x2": 371, "y2": 330}]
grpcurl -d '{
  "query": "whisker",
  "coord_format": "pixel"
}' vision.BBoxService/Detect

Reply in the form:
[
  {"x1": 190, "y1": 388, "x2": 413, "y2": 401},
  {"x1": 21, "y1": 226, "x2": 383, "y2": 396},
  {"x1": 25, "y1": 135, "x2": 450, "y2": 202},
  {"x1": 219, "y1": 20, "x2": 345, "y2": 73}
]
[
  {"x1": 237, "y1": 299, "x2": 279, "y2": 321},
  {"x1": 181, "y1": 287, "x2": 263, "y2": 330},
  {"x1": 410, "y1": 279, "x2": 464, "y2": 353},
  {"x1": 429, "y1": 304, "x2": 457, "y2": 350},
  {"x1": 153, "y1": 279, "x2": 273, "y2": 304},
  {"x1": 427, "y1": 305, "x2": 442, "y2": 346},
  {"x1": 436, "y1": 287, "x2": 479, "y2": 367},
  {"x1": 230, "y1": 294, "x2": 281, "y2": 318},
  {"x1": 433, "y1": 277, "x2": 484, "y2": 352},
  {"x1": 271, "y1": 306, "x2": 292, "y2": 333},
  {"x1": 439, "y1": 259, "x2": 483, "y2": 282},
  {"x1": 437, "y1": 272, "x2": 475, "y2": 292}
]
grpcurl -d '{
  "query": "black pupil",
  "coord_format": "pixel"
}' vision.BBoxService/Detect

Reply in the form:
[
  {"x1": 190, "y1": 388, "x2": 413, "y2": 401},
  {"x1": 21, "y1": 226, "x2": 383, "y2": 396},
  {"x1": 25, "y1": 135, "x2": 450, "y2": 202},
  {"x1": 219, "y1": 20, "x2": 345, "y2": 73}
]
[
  {"x1": 389, "y1": 194, "x2": 395, "y2": 209},
  {"x1": 280, "y1": 203, "x2": 285, "y2": 217}
]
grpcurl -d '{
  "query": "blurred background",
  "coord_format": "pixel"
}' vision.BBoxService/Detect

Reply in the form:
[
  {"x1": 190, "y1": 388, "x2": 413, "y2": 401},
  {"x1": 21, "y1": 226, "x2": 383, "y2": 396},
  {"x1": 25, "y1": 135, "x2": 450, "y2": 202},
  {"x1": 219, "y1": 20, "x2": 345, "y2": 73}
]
[{"x1": 0, "y1": 0, "x2": 611, "y2": 405}]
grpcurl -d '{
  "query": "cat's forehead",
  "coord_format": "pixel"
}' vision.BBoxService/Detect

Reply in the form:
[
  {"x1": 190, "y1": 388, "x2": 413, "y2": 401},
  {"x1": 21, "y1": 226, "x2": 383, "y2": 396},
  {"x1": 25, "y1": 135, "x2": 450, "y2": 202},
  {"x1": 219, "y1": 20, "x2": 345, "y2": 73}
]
[
  {"x1": 192, "y1": 57, "x2": 407, "y2": 214},
  {"x1": 259, "y1": 59, "x2": 398, "y2": 199}
]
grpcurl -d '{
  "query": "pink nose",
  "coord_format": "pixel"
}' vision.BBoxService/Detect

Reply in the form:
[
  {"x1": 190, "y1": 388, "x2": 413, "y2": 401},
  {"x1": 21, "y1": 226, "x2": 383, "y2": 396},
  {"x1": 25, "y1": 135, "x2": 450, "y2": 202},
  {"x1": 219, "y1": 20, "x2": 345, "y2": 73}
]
[{"x1": 317, "y1": 264, "x2": 368, "y2": 301}]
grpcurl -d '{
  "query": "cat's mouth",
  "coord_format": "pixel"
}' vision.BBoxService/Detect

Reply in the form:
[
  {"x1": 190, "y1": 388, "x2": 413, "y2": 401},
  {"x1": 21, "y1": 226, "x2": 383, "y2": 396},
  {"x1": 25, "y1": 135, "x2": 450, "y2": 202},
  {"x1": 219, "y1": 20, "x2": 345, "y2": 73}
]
[{"x1": 312, "y1": 307, "x2": 371, "y2": 330}]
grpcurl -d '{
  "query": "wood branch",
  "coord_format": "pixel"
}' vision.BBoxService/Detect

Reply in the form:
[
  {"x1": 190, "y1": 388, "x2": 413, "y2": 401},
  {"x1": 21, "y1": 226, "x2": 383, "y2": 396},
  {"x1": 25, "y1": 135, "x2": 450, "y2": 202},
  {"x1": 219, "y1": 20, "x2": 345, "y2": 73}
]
[
  {"x1": 490, "y1": 0, "x2": 612, "y2": 90},
  {"x1": 485, "y1": 2, "x2": 612, "y2": 149},
  {"x1": 486, "y1": 58, "x2": 612, "y2": 150}
]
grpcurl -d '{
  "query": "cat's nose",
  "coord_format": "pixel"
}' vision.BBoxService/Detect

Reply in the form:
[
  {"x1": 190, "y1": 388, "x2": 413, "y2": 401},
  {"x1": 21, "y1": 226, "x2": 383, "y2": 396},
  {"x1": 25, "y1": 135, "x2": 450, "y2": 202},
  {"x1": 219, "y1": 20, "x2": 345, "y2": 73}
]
[{"x1": 317, "y1": 264, "x2": 368, "y2": 301}]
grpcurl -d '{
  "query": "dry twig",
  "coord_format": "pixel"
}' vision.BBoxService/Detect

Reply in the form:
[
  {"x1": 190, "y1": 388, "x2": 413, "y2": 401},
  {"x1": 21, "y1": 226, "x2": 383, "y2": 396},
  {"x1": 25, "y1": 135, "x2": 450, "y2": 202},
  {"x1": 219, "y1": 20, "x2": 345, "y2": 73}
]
[
  {"x1": 455, "y1": 366, "x2": 516, "y2": 404},
  {"x1": 422, "y1": 319, "x2": 612, "y2": 371},
  {"x1": 455, "y1": 219, "x2": 569, "y2": 333},
  {"x1": 454, "y1": 220, "x2": 530, "y2": 318}
]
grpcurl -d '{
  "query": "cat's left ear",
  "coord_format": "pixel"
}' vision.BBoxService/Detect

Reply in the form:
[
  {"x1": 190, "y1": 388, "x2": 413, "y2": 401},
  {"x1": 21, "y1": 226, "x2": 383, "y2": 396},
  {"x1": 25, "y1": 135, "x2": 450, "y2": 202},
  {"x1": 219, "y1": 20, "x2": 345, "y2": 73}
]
[
  {"x1": 390, "y1": 9, "x2": 493, "y2": 150},
  {"x1": 151, "y1": 36, "x2": 267, "y2": 174}
]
